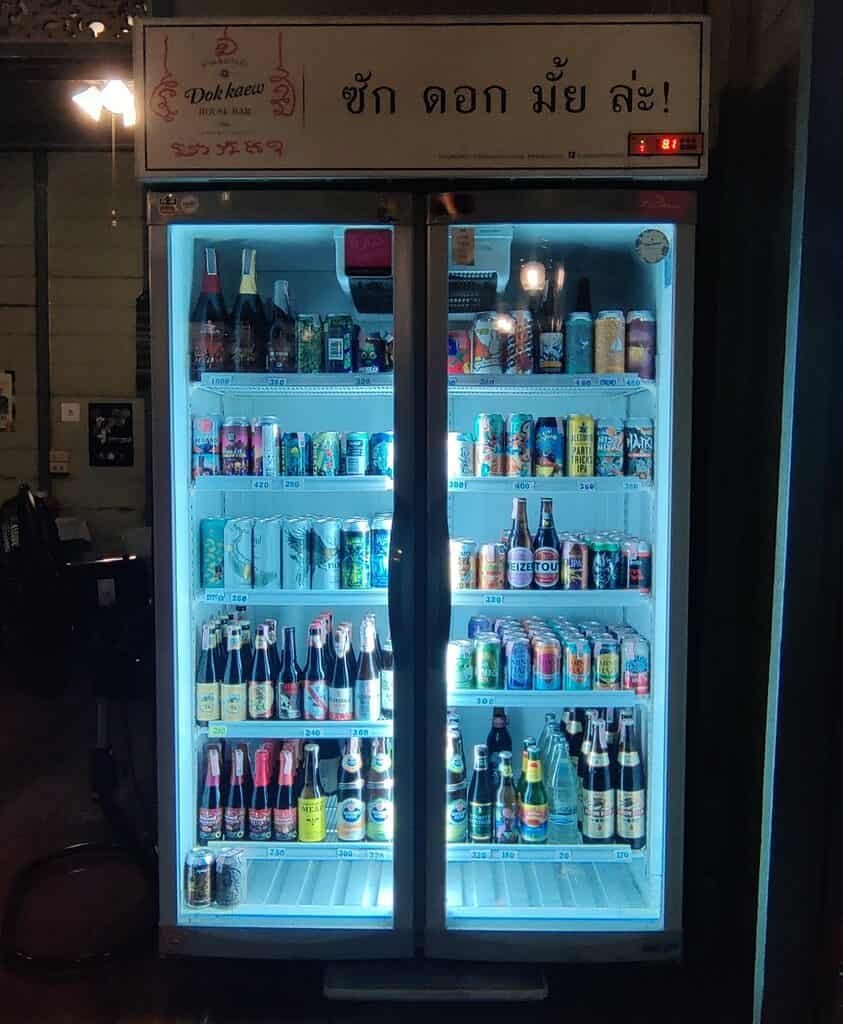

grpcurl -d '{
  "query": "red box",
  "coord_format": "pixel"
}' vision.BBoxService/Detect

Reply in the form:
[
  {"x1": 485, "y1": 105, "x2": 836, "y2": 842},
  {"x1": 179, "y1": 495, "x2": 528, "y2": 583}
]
[{"x1": 344, "y1": 229, "x2": 392, "y2": 277}]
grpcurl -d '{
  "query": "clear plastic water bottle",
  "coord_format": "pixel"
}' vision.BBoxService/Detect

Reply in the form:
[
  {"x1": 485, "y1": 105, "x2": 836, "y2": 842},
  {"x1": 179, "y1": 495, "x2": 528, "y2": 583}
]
[{"x1": 547, "y1": 734, "x2": 579, "y2": 843}]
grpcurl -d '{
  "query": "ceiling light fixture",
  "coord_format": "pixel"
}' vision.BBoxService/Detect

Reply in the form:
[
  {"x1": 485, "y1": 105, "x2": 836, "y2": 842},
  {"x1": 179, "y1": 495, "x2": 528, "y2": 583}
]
[{"x1": 71, "y1": 85, "x2": 104, "y2": 122}]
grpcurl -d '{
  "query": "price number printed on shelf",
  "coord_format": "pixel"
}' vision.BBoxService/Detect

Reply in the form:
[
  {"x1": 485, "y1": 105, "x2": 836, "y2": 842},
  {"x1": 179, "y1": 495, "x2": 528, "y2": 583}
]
[
  {"x1": 351, "y1": 727, "x2": 370, "y2": 738},
  {"x1": 558, "y1": 849, "x2": 573, "y2": 862},
  {"x1": 283, "y1": 479, "x2": 301, "y2": 490},
  {"x1": 265, "y1": 376, "x2": 287, "y2": 388},
  {"x1": 513, "y1": 480, "x2": 534, "y2": 492},
  {"x1": 470, "y1": 849, "x2": 491, "y2": 861},
  {"x1": 229, "y1": 593, "x2": 249, "y2": 605},
  {"x1": 251, "y1": 479, "x2": 271, "y2": 491},
  {"x1": 613, "y1": 848, "x2": 632, "y2": 861},
  {"x1": 483, "y1": 594, "x2": 505, "y2": 606},
  {"x1": 448, "y1": 479, "x2": 468, "y2": 492},
  {"x1": 572, "y1": 376, "x2": 594, "y2": 389},
  {"x1": 473, "y1": 694, "x2": 497, "y2": 707},
  {"x1": 366, "y1": 849, "x2": 386, "y2": 861},
  {"x1": 336, "y1": 847, "x2": 354, "y2": 860},
  {"x1": 577, "y1": 481, "x2": 596, "y2": 493},
  {"x1": 205, "y1": 374, "x2": 233, "y2": 388},
  {"x1": 268, "y1": 846, "x2": 287, "y2": 859},
  {"x1": 204, "y1": 591, "x2": 226, "y2": 604},
  {"x1": 623, "y1": 478, "x2": 643, "y2": 492},
  {"x1": 208, "y1": 723, "x2": 227, "y2": 738},
  {"x1": 303, "y1": 727, "x2": 322, "y2": 738}
]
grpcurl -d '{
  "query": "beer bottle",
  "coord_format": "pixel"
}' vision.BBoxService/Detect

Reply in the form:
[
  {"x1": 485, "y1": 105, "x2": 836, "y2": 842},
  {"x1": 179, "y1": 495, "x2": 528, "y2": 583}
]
[
  {"x1": 494, "y1": 750, "x2": 518, "y2": 844},
  {"x1": 355, "y1": 618, "x2": 381, "y2": 722},
  {"x1": 340, "y1": 620, "x2": 356, "y2": 670},
  {"x1": 337, "y1": 737, "x2": 366, "y2": 842},
  {"x1": 248, "y1": 624, "x2": 275, "y2": 720},
  {"x1": 189, "y1": 247, "x2": 228, "y2": 379},
  {"x1": 365, "y1": 612, "x2": 383, "y2": 672},
  {"x1": 517, "y1": 736, "x2": 536, "y2": 805},
  {"x1": 303, "y1": 623, "x2": 328, "y2": 721},
  {"x1": 574, "y1": 275, "x2": 592, "y2": 314},
  {"x1": 445, "y1": 725, "x2": 468, "y2": 843},
  {"x1": 486, "y1": 707, "x2": 512, "y2": 790},
  {"x1": 264, "y1": 618, "x2": 280, "y2": 678},
  {"x1": 197, "y1": 746, "x2": 222, "y2": 844},
  {"x1": 520, "y1": 745, "x2": 548, "y2": 844},
  {"x1": 239, "y1": 616, "x2": 253, "y2": 677},
  {"x1": 220, "y1": 626, "x2": 246, "y2": 722},
  {"x1": 380, "y1": 637, "x2": 394, "y2": 721},
  {"x1": 533, "y1": 497, "x2": 560, "y2": 589},
  {"x1": 223, "y1": 746, "x2": 246, "y2": 841},
  {"x1": 248, "y1": 748, "x2": 272, "y2": 842},
  {"x1": 328, "y1": 625, "x2": 354, "y2": 722},
  {"x1": 322, "y1": 612, "x2": 337, "y2": 680},
  {"x1": 582, "y1": 718, "x2": 615, "y2": 844},
  {"x1": 277, "y1": 625, "x2": 303, "y2": 721},
  {"x1": 506, "y1": 497, "x2": 533, "y2": 589},
  {"x1": 538, "y1": 712, "x2": 558, "y2": 765},
  {"x1": 196, "y1": 622, "x2": 220, "y2": 724},
  {"x1": 211, "y1": 618, "x2": 225, "y2": 678},
  {"x1": 273, "y1": 747, "x2": 297, "y2": 841},
  {"x1": 537, "y1": 255, "x2": 564, "y2": 373},
  {"x1": 577, "y1": 711, "x2": 597, "y2": 831},
  {"x1": 467, "y1": 743, "x2": 493, "y2": 844},
  {"x1": 565, "y1": 707, "x2": 585, "y2": 771},
  {"x1": 298, "y1": 742, "x2": 326, "y2": 842},
  {"x1": 266, "y1": 279, "x2": 296, "y2": 372},
  {"x1": 229, "y1": 247, "x2": 266, "y2": 372},
  {"x1": 616, "y1": 714, "x2": 646, "y2": 849},
  {"x1": 366, "y1": 738, "x2": 394, "y2": 842}
]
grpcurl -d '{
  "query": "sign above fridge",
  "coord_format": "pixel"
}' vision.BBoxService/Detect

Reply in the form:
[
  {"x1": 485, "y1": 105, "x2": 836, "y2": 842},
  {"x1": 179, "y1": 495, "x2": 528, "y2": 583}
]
[{"x1": 134, "y1": 16, "x2": 710, "y2": 181}]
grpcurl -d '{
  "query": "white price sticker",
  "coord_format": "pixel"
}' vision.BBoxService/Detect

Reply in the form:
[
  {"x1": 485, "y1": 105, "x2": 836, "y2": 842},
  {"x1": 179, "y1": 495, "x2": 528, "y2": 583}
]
[
  {"x1": 265, "y1": 376, "x2": 287, "y2": 388},
  {"x1": 512, "y1": 480, "x2": 535, "y2": 491},
  {"x1": 204, "y1": 591, "x2": 226, "y2": 603},
  {"x1": 251, "y1": 478, "x2": 271, "y2": 491},
  {"x1": 206, "y1": 374, "x2": 233, "y2": 387},
  {"x1": 229, "y1": 593, "x2": 249, "y2": 605},
  {"x1": 578, "y1": 481, "x2": 596, "y2": 493},
  {"x1": 448, "y1": 479, "x2": 468, "y2": 491},
  {"x1": 208, "y1": 723, "x2": 227, "y2": 738},
  {"x1": 283, "y1": 479, "x2": 301, "y2": 490},
  {"x1": 483, "y1": 593, "x2": 504, "y2": 606}
]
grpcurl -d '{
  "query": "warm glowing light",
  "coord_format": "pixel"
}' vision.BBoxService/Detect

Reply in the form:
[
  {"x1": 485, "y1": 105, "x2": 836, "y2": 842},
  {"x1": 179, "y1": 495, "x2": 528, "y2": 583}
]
[
  {"x1": 555, "y1": 263, "x2": 566, "y2": 293},
  {"x1": 101, "y1": 79, "x2": 133, "y2": 115},
  {"x1": 495, "y1": 314, "x2": 515, "y2": 334},
  {"x1": 72, "y1": 85, "x2": 104, "y2": 122},
  {"x1": 519, "y1": 259, "x2": 546, "y2": 294},
  {"x1": 88, "y1": 20, "x2": 105, "y2": 38},
  {"x1": 73, "y1": 80, "x2": 136, "y2": 126},
  {"x1": 122, "y1": 103, "x2": 137, "y2": 128}
]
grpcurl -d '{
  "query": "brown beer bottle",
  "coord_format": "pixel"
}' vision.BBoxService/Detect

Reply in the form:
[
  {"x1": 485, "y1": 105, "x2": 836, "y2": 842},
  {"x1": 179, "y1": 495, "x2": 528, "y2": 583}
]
[
  {"x1": 273, "y1": 747, "x2": 297, "y2": 842},
  {"x1": 582, "y1": 718, "x2": 615, "y2": 845},
  {"x1": 248, "y1": 624, "x2": 274, "y2": 720},
  {"x1": 506, "y1": 497, "x2": 533, "y2": 589},
  {"x1": 189, "y1": 247, "x2": 228, "y2": 379},
  {"x1": 197, "y1": 747, "x2": 222, "y2": 844},
  {"x1": 229, "y1": 248, "x2": 266, "y2": 372},
  {"x1": 616, "y1": 714, "x2": 646, "y2": 849},
  {"x1": 248, "y1": 748, "x2": 272, "y2": 842},
  {"x1": 223, "y1": 746, "x2": 246, "y2": 842}
]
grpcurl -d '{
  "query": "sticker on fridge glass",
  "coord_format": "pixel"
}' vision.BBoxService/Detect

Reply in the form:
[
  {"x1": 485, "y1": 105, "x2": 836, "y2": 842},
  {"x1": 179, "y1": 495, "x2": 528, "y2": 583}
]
[
  {"x1": 634, "y1": 229, "x2": 670, "y2": 264},
  {"x1": 451, "y1": 228, "x2": 476, "y2": 266}
]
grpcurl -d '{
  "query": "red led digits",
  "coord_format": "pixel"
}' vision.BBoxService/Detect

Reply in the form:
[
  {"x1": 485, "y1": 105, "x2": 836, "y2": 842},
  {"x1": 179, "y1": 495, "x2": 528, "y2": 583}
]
[{"x1": 628, "y1": 133, "x2": 703, "y2": 157}]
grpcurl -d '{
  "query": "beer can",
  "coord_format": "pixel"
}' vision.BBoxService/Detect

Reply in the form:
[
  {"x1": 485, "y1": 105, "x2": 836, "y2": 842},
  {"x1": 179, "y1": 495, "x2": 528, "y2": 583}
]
[
  {"x1": 282, "y1": 516, "x2": 311, "y2": 591},
  {"x1": 474, "y1": 633, "x2": 502, "y2": 689},
  {"x1": 534, "y1": 638, "x2": 562, "y2": 691},
  {"x1": 447, "y1": 640, "x2": 475, "y2": 690},
  {"x1": 224, "y1": 517, "x2": 253, "y2": 589},
  {"x1": 312, "y1": 431, "x2": 341, "y2": 476},
  {"x1": 504, "y1": 637, "x2": 532, "y2": 690},
  {"x1": 591, "y1": 539, "x2": 621, "y2": 590},
  {"x1": 371, "y1": 512, "x2": 392, "y2": 589},
  {"x1": 324, "y1": 314, "x2": 355, "y2": 373},
  {"x1": 448, "y1": 329, "x2": 473, "y2": 375},
  {"x1": 192, "y1": 415, "x2": 221, "y2": 456},
  {"x1": 471, "y1": 312, "x2": 503, "y2": 373},
  {"x1": 564, "y1": 637, "x2": 592, "y2": 691},
  {"x1": 595, "y1": 418, "x2": 625, "y2": 477},
  {"x1": 311, "y1": 516, "x2": 341, "y2": 590},
  {"x1": 593, "y1": 636, "x2": 621, "y2": 690},
  {"x1": 341, "y1": 517, "x2": 371, "y2": 589},
  {"x1": 506, "y1": 413, "x2": 534, "y2": 477},
  {"x1": 628, "y1": 539, "x2": 652, "y2": 593},
  {"x1": 296, "y1": 314, "x2": 323, "y2": 374},
  {"x1": 192, "y1": 454, "x2": 219, "y2": 480},
  {"x1": 220, "y1": 417, "x2": 251, "y2": 476},
  {"x1": 448, "y1": 432, "x2": 475, "y2": 477},
  {"x1": 474, "y1": 413, "x2": 505, "y2": 476},
  {"x1": 626, "y1": 310, "x2": 656, "y2": 380},
  {"x1": 478, "y1": 542, "x2": 507, "y2": 590},
  {"x1": 564, "y1": 312, "x2": 594, "y2": 374},
  {"x1": 534, "y1": 416, "x2": 564, "y2": 477},
  {"x1": 200, "y1": 517, "x2": 226, "y2": 589},
  {"x1": 370, "y1": 431, "x2": 394, "y2": 478},
  {"x1": 185, "y1": 847, "x2": 215, "y2": 908},
  {"x1": 625, "y1": 418, "x2": 655, "y2": 481},
  {"x1": 282, "y1": 432, "x2": 311, "y2": 476},
  {"x1": 566, "y1": 414, "x2": 595, "y2": 476},
  {"x1": 344, "y1": 432, "x2": 370, "y2": 476},
  {"x1": 539, "y1": 325, "x2": 564, "y2": 373},
  {"x1": 505, "y1": 310, "x2": 536, "y2": 374},
  {"x1": 253, "y1": 517, "x2": 282, "y2": 590},
  {"x1": 252, "y1": 416, "x2": 281, "y2": 477},
  {"x1": 622, "y1": 635, "x2": 650, "y2": 694},
  {"x1": 561, "y1": 538, "x2": 589, "y2": 590},
  {"x1": 449, "y1": 538, "x2": 477, "y2": 590},
  {"x1": 215, "y1": 847, "x2": 247, "y2": 908},
  {"x1": 594, "y1": 310, "x2": 626, "y2": 374},
  {"x1": 468, "y1": 615, "x2": 492, "y2": 639}
]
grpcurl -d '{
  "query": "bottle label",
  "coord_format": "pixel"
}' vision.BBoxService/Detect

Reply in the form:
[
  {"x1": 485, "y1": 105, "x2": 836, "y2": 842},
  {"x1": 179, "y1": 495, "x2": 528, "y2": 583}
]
[
  {"x1": 380, "y1": 668, "x2": 394, "y2": 713},
  {"x1": 618, "y1": 752, "x2": 641, "y2": 767},
  {"x1": 519, "y1": 802, "x2": 549, "y2": 843},
  {"x1": 337, "y1": 796, "x2": 366, "y2": 841},
  {"x1": 617, "y1": 789, "x2": 646, "y2": 840},
  {"x1": 371, "y1": 752, "x2": 391, "y2": 773},
  {"x1": 328, "y1": 687, "x2": 354, "y2": 722},
  {"x1": 196, "y1": 683, "x2": 220, "y2": 722},
  {"x1": 506, "y1": 547, "x2": 533, "y2": 588},
  {"x1": 446, "y1": 795, "x2": 468, "y2": 842},
  {"x1": 366, "y1": 796, "x2": 394, "y2": 841},
  {"x1": 533, "y1": 547, "x2": 560, "y2": 588},
  {"x1": 298, "y1": 796, "x2": 327, "y2": 841},
  {"x1": 248, "y1": 681, "x2": 274, "y2": 719},
  {"x1": 248, "y1": 807, "x2": 272, "y2": 842},
  {"x1": 582, "y1": 788, "x2": 616, "y2": 839},
  {"x1": 447, "y1": 753, "x2": 465, "y2": 775},
  {"x1": 341, "y1": 753, "x2": 361, "y2": 773},
  {"x1": 278, "y1": 680, "x2": 302, "y2": 720},
  {"x1": 354, "y1": 678, "x2": 381, "y2": 722},
  {"x1": 223, "y1": 806, "x2": 245, "y2": 840},
  {"x1": 303, "y1": 679, "x2": 328, "y2": 720},
  {"x1": 469, "y1": 801, "x2": 492, "y2": 842},
  {"x1": 588, "y1": 751, "x2": 611, "y2": 768},
  {"x1": 198, "y1": 806, "x2": 222, "y2": 842},
  {"x1": 494, "y1": 803, "x2": 518, "y2": 844},
  {"x1": 273, "y1": 805, "x2": 297, "y2": 841},
  {"x1": 220, "y1": 684, "x2": 246, "y2": 722}
]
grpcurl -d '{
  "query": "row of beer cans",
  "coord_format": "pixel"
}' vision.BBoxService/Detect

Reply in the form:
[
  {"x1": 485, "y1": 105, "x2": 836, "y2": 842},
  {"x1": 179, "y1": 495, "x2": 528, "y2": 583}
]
[{"x1": 200, "y1": 513, "x2": 392, "y2": 592}]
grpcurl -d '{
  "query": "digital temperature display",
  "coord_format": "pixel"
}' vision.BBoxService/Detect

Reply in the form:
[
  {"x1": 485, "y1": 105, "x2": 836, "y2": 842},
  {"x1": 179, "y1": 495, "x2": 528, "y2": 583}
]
[{"x1": 628, "y1": 133, "x2": 704, "y2": 157}]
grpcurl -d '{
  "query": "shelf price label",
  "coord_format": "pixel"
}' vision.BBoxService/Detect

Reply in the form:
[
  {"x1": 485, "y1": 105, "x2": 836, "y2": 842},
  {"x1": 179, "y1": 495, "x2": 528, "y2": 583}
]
[
  {"x1": 229, "y1": 593, "x2": 249, "y2": 605},
  {"x1": 336, "y1": 847, "x2": 353, "y2": 859},
  {"x1": 265, "y1": 376, "x2": 287, "y2": 388},
  {"x1": 303, "y1": 727, "x2": 322, "y2": 738},
  {"x1": 623, "y1": 375, "x2": 640, "y2": 387},
  {"x1": 623, "y1": 479, "x2": 643, "y2": 492},
  {"x1": 470, "y1": 849, "x2": 491, "y2": 861},
  {"x1": 473, "y1": 694, "x2": 498, "y2": 706},
  {"x1": 283, "y1": 479, "x2": 302, "y2": 490},
  {"x1": 354, "y1": 375, "x2": 371, "y2": 387},
  {"x1": 365, "y1": 849, "x2": 386, "y2": 861},
  {"x1": 267, "y1": 846, "x2": 287, "y2": 859},
  {"x1": 204, "y1": 591, "x2": 226, "y2": 604},
  {"x1": 557, "y1": 849, "x2": 573, "y2": 862},
  {"x1": 351, "y1": 727, "x2": 370, "y2": 738},
  {"x1": 448, "y1": 479, "x2": 468, "y2": 491},
  {"x1": 483, "y1": 593, "x2": 504, "y2": 606},
  {"x1": 205, "y1": 374, "x2": 233, "y2": 388},
  {"x1": 512, "y1": 480, "x2": 534, "y2": 492},
  {"x1": 499, "y1": 849, "x2": 517, "y2": 861},
  {"x1": 573, "y1": 377, "x2": 593, "y2": 388},
  {"x1": 577, "y1": 481, "x2": 596, "y2": 493},
  {"x1": 613, "y1": 848, "x2": 631, "y2": 861},
  {"x1": 208, "y1": 723, "x2": 227, "y2": 738},
  {"x1": 251, "y1": 478, "x2": 271, "y2": 491}
]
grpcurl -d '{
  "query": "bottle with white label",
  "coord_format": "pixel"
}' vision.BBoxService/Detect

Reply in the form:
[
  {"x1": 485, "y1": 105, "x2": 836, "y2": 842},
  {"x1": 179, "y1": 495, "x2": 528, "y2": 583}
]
[
  {"x1": 354, "y1": 619, "x2": 381, "y2": 722},
  {"x1": 220, "y1": 625, "x2": 246, "y2": 722},
  {"x1": 582, "y1": 718, "x2": 616, "y2": 844},
  {"x1": 380, "y1": 638, "x2": 394, "y2": 721},
  {"x1": 337, "y1": 738, "x2": 366, "y2": 842},
  {"x1": 195, "y1": 622, "x2": 220, "y2": 723},
  {"x1": 505, "y1": 497, "x2": 533, "y2": 589},
  {"x1": 328, "y1": 626, "x2": 354, "y2": 722}
]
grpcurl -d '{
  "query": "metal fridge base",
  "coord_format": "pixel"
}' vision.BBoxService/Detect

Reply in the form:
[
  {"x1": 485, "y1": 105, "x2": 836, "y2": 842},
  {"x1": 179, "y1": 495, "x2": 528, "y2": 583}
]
[{"x1": 324, "y1": 960, "x2": 548, "y2": 1001}]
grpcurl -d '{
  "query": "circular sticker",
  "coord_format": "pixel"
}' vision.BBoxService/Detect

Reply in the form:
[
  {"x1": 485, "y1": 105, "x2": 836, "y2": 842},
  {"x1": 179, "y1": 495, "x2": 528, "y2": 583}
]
[
  {"x1": 180, "y1": 194, "x2": 200, "y2": 216},
  {"x1": 635, "y1": 229, "x2": 670, "y2": 264}
]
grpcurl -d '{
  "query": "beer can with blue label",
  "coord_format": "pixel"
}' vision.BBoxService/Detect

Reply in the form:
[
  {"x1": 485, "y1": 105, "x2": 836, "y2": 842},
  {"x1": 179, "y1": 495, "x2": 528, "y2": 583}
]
[
  {"x1": 370, "y1": 513, "x2": 391, "y2": 589},
  {"x1": 370, "y1": 431, "x2": 394, "y2": 478}
]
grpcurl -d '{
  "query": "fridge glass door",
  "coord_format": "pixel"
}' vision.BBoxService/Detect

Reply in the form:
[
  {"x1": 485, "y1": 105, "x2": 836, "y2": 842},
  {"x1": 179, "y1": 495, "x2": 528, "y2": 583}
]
[
  {"x1": 167, "y1": 221, "x2": 397, "y2": 931},
  {"x1": 439, "y1": 218, "x2": 680, "y2": 935}
]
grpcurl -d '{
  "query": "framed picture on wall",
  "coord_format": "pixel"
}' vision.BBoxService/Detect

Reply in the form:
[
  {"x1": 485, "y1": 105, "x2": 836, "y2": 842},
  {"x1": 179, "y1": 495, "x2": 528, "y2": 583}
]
[
  {"x1": 0, "y1": 370, "x2": 14, "y2": 432},
  {"x1": 88, "y1": 402, "x2": 134, "y2": 467}
]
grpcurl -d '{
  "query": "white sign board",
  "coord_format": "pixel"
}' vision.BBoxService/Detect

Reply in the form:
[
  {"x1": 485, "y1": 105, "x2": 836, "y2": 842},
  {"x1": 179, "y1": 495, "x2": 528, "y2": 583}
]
[{"x1": 135, "y1": 16, "x2": 709, "y2": 180}]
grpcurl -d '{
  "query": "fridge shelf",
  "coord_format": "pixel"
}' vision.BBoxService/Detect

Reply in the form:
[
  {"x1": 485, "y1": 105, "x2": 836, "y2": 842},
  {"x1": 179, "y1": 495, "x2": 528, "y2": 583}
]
[
  {"x1": 448, "y1": 477, "x2": 651, "y2": 496},
  {"x1": 447, "y1": 690, "x2": 650, "y2": 709},
  {"x1": 450, "y1": 590, "x2": 650, "y2": 609},
  {"x1": 196, "y1": 372, "x2": 394, "y2": 396},
  {"x1": 207, "y1": 841, "x2": 392, "y2": 863},
  {"x1": 200, "y1": 720, "x2": 392, "y2": 740},
  {"x1": 446, "y1": 844, "x2": 644, "y2": 865},
  {"x1": 198, "y1": 589, "x2": 388, "y2": 607},
  {"x1": 193, "y1": 475, "x2": 393, "y2": 495},
  {"x1": 447, "y1": 373, "x2": 654, "y2": 397}
]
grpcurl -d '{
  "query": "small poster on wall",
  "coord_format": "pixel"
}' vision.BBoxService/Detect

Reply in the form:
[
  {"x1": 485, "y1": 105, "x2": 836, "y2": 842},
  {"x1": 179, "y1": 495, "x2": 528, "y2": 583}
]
[
  {"x1": 88, "y1": 402, "x2": 134, "y2": 467},
  {"x1": 0, "y1": 370, "x2": 14, "y2": 431}
]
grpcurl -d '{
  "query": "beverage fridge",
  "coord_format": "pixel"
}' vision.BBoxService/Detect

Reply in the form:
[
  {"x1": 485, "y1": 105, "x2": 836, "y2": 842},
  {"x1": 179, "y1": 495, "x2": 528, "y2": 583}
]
[{"x1": 148, "y1": 187, "x2": 693, "y2": 962}]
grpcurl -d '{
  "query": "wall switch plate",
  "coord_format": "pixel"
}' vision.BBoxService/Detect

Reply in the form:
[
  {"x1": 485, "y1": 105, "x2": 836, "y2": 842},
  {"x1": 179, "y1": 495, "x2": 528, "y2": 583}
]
[
  {"x1": 49, "y1": 449, "x2": 70, "y2": 475},
  {"x1": 60, "y1": 402, "x2": 81, "y2": 423}
]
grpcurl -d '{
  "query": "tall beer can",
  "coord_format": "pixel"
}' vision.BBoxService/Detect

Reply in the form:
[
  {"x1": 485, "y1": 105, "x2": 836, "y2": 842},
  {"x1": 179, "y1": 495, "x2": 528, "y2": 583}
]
[
  {"x1": 471, "y1": 313, "x2": 504, "y2": 373},
  {"x1": 340, "y1": 517, "x2": 371, "y2": 589},
  {"x1": 224, "y1": 517, "x2": 254, "y2": 589},
  {"x1": 282, "y1": 516, "x2": 311, "y2": 591},
  {"x1": 564, "y1": 312, "x2": 594, "y2": 374},
  {"x1": 448, "y1": 432, "x2": 475, "y2": 477},
  {"x1": 505, "y1": 413, "x2": 534, "y2": 477},
  {"x1": 594, "y1": 310, "x2": 626, "y2": 374},
  {"x1": 566, "y1": 414, "x2": 595, "y2": 476},
  {"x1": 282, "y1": 432, "x2": 311, "y2": 476},
  {"x1": 312, "y1": 431, "x2": 341, "y2": 476},
  {"x1": 252, "y1": 516, "x2": 282, "y2": 590},
  {"x1": 371, "y1": 513, "x2": 392, "y2": 589},
  {"x1": 626, "y1": 310, "x2": 656, "y2": 380},
  {"x1": 200, "y1": 517, "x2": 226, "y2": 589},
  {"x1": 474, "y1": 413, "x2": 505, "y2": 476},
  {"x1": 252, "y1": 416, "x2": 281, "y2": 477},
  {"x1": 310, "y1": 516, "x2": 340, "y2": 590},
  {"x1": 505, "y1": 310, "x2": 536, "y2": 374}
]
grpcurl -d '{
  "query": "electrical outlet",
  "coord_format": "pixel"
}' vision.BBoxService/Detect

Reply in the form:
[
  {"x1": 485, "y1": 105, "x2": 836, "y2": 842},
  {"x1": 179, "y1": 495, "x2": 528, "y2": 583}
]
[
  {"x1": 49, "y1": 449, "x2": 70, "y2": 475},
  {"x1": 60, "y1": 402, "x2": 81, "y2": 423}
]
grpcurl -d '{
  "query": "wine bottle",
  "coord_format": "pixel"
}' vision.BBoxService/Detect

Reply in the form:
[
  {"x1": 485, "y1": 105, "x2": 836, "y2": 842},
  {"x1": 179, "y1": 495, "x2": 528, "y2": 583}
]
[
  {"x1": 266, "y1": 279, "x2": 296, "y2": 372},
  {"x1": 189, "y1": 247, "x2": 228, "y2": 379},
  {"x1": 229, "y1": 248, "x2": 266, "y2": 372}
]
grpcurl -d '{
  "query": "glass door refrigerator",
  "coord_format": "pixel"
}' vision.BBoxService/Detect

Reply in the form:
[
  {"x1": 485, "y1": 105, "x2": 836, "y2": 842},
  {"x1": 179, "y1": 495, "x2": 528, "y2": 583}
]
[
  {"x1": 424, "y1": 190, "x2": 694, "y2": 961},
  {"x1": 148, "y1": 190, "x2": 419, "y2": 959}
]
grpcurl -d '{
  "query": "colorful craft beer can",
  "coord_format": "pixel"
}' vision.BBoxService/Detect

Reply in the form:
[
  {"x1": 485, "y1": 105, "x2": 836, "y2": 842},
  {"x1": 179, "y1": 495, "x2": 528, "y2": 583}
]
[
  {"x1": 593, "y1": 636, "x2": 621, "y2": 690},
  {"x1": 369, "y1": 431, "x2": 394, "y2": 478},
  {"x1": 448, "y1": 330, "x2": 472, "y2": 374},
  {"x1": 564, "y1": 312, "x2": 594, "y2": 374},
  {"x1": 561, "y1": 538, "x2": 589, "y2": 590},
  {"x1": 534, "y1": 416, "x2": 564, "y2": 477},
  {"x1": 252, "y1": 416, "x2": 281, "y2": 477},
  {"x1": 324, "y1": 314, "x2": 354, "y2": 373},
  {"x1": 192, "y1": 415, "x2": 221, "y2": 472},
  {"x1": 478, "y1": 542, "x2": 506, "y2": 590},
  {"x1": 505, "y1": 310, "x2": 536, "y2": 374},
  {"x1": 474, "y1": 633, "x2": 502, "y2": 689},
  {"x1": 447, "y1": 640, "x2": 475, "y2": 689},
  {"x1": 591, "y1": 539, "x2": 621, "y2": 590},
  {"x1": 200, "y1": 517, "x2": 226, "y2": 589},
  {"x1": 626, "y1": 310, "x2": 656, "y2": 380},
  {"x1": 624, "y1": 418, "x2": 655, "y2": 481},
  {"x1": 505, "y1": 637, "x2": 532, "y2": 690},
  {"x1": 595, "y1": 418, "x2": 625, "y2": 477},
  {"x1": 534, "y1": 639, "x2": 562, "y2": 691},
  {"x1": 474, "y1": 413, "x2": 505, "y2": 477},
  {"x1": 566, "y1": 414, "x2": 595, "y2": 477},
  {"x1": 220, "y1": 418, "x2": 250, "y2": 476},
  {"x1": 282, "y1": 516, "x2": 311, "y2": 591},
  {"x1": 448, "y1": 432, "x2": 475, "y2": 477},
  {"x1": 471, "y1": 313, "x2": 503, "y2": 373},
  {"x1": 450, "y1": 538, "x2": 477, "y2": 590},
  {"x1": 506, "y1": 413, "x2": 534, "y2": 477},
  {"x1": 371, "y1": 513, "x2": 392, "y2": 589},
  {"x1": 564, "y1": 637, "x2": 592, "y2": 691},
  {"x1": 344, "y1": 432, "x2": 370, "y2": 476},
  {"x1": 340, "y1": 517, "x2": 371, "y2": 589},
  {"x1": 312, "y1": 431, "x2": 341, "y2": 476},
  {"x1": 224, "y1": 517, "x2": 253, "y2": 589},
  {"x1": 310, "y1": 516, "x2": 341, "y2": 590},
  {"x1": 282, "y1": 432, "x2": 310, "y2": 476},
  {"x1": 252, "y1": 516, "x2": 282, "y2": 590},
  {"x1": 622, "y1": 635, "x2": 650, "y2": 695},
  {"x1": 594, "y1": 310, "x2": 626, "y2": 374},
  {"x1": 296, "y1": 315, "x2": 323, "y2": 373}
]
